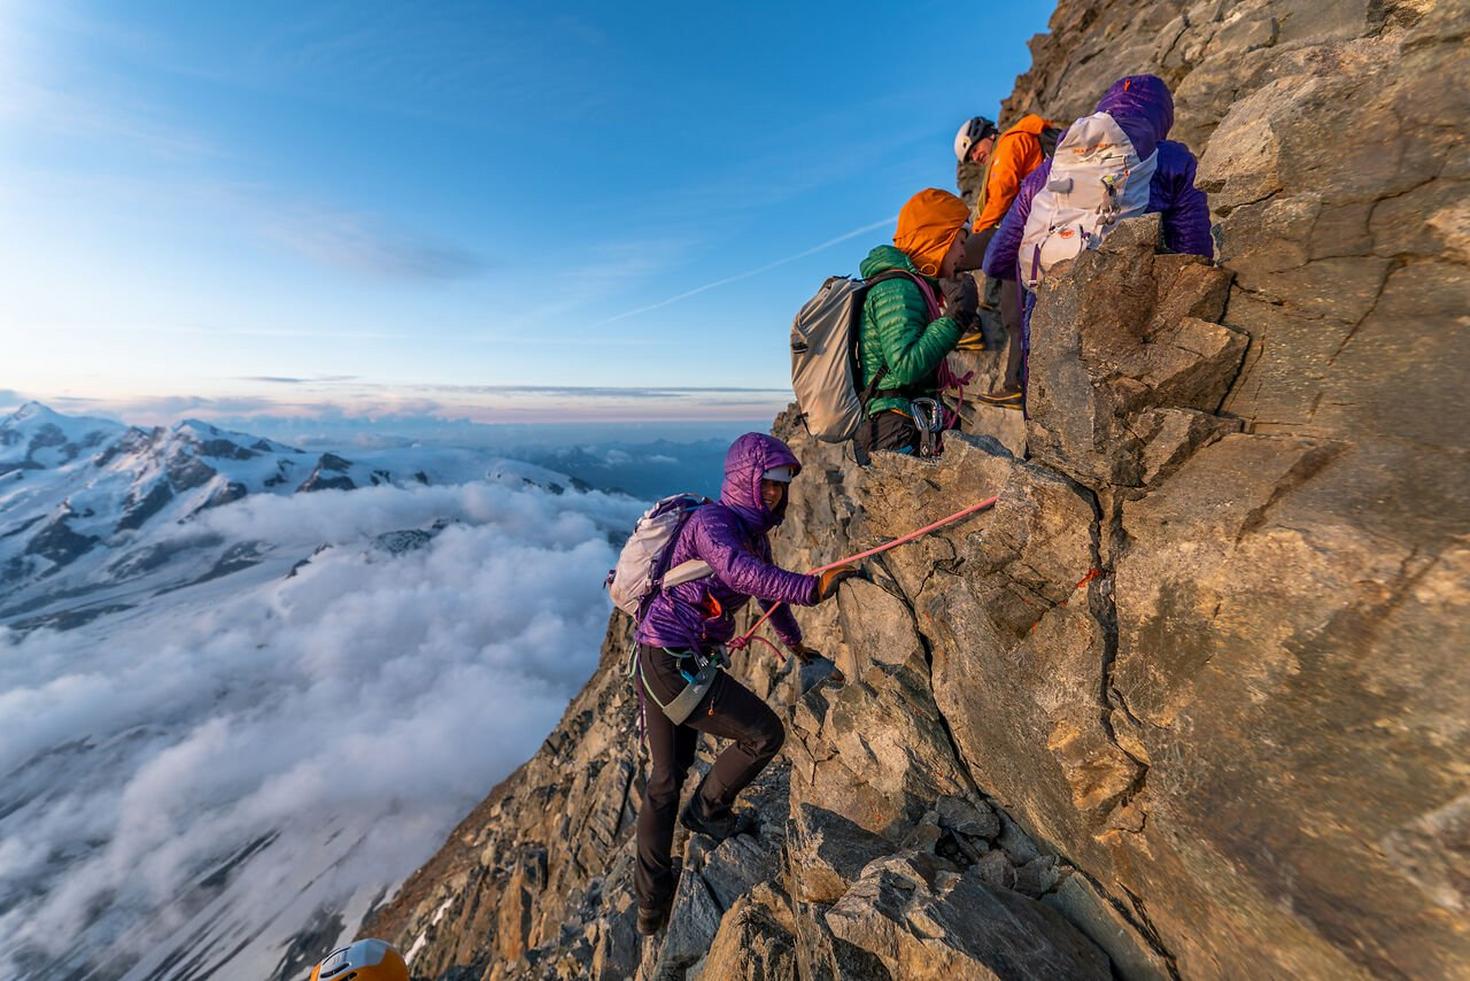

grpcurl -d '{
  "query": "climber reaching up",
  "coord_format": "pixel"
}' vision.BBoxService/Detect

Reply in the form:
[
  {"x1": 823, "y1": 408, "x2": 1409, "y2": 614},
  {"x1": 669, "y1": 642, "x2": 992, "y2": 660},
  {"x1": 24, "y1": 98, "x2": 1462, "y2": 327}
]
[
  {"x1": 982, "y1": 74, "x2": 1213, "y2": 407},
  {"x1": 629, "y1": 432, "x2": 855, "y2": 936},
  {"x1": 855, "y1": 188, "x2": 978, "y2": 459}
]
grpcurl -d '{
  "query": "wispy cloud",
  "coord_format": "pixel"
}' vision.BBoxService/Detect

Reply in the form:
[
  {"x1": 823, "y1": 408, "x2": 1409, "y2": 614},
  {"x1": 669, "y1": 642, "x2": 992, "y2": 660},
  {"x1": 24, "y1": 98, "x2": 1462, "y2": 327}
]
[
  {"x1": 13, "y1": 381, "x2": 793, "y2": 428},
  {"x1": 143, "y1": 4, "x2": 614, "y2": 131},
  {"x1": 259, "y1": 203, "x2": 489, "y2": 282},
  {"x1": 1, "y1": 7, "x2": 488, "y2": 287},
  {"x1": 0, "y1": 4, "x2": 216, "y2": 161},
  {"x1": 595, "y1": 216, "x2": 895, "y2": 326},
  {"x1": 24, "y1": 318, "x2": 416, "y2": 341},
  {"x1": 237, "y1": 375, "x2": 360, "y2": 384}
]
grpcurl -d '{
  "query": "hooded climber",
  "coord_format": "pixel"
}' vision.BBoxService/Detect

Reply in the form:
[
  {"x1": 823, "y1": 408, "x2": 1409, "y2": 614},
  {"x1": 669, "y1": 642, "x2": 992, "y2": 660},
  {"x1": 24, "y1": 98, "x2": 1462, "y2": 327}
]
[
  {"x1": 855, "y1": 188, "x2": 978, "y2": 458},
  {"x1": 981, "y1": 74, "x2": 1213, "y2": 406},
  {"x1": 633, "y1": 433, "x2": 855, "y2": 935}
]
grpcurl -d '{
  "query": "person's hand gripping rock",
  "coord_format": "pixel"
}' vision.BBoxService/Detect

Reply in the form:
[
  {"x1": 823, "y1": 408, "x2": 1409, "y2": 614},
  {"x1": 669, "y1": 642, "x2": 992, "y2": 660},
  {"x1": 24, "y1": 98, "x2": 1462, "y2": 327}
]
[
  {"x1": 940, "y1": 273, "x2": 979, "y2": 326},
  {"x1": 817, "y1": 564, "x2": 859, "y2": 601}
]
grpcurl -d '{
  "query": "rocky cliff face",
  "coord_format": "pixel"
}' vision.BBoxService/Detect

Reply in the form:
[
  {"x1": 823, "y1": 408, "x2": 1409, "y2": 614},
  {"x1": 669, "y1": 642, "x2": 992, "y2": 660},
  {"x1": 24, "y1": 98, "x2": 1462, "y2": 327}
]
[{"x1": 366, "y1": 1, "x2": 1468, "y2": 977}]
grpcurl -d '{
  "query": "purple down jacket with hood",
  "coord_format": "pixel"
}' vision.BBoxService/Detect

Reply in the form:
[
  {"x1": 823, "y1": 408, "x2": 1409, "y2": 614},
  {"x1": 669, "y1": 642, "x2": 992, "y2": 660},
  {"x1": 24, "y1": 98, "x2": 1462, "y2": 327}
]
[
  {"x1": 636, "y1": 433, "x2": 819, "y2": 653},
  {"x1": 982, "y1": 74, "x2": 1213, "y2": 282}
]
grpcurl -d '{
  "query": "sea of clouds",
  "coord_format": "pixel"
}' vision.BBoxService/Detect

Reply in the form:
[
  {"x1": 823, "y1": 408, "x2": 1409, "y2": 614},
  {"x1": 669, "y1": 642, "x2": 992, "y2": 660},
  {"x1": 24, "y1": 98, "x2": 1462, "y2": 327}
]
[{"x1": 0, "y1": 478, "x2": 646, "y2": 978}]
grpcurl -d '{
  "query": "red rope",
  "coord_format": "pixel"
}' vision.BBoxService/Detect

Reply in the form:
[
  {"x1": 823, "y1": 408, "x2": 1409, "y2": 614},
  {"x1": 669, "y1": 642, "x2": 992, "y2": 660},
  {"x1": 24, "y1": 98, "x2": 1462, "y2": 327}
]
[{"x1": 730, "y1": 495, "x2": 1000, "y2": 657}]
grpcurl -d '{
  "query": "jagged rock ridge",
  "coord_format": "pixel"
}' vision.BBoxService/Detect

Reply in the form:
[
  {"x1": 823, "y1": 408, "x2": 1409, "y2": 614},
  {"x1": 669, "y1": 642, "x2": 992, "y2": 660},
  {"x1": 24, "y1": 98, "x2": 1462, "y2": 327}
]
[{"x1": 368, "y1": 1, "x2": 1468, "y2": 978}]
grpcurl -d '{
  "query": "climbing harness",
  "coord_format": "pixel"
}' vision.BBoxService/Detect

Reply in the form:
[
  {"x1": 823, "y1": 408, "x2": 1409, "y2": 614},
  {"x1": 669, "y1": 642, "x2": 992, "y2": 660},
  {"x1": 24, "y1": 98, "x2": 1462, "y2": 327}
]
[
  {"x1": 634, "y1": 645, "x2": 728, "y2": 725},
  {"x1": 730, "y1": 495, "x2": 1001, "y2": 658},
  {"x1": 908, "y1": 397, "x2": 944, "y2": 458}
]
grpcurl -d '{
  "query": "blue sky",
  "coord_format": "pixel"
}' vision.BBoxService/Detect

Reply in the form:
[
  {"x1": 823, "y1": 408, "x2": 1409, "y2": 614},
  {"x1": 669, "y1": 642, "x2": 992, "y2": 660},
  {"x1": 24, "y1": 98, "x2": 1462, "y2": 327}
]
[{"x1": 1, "y1": 0, "x2": 1054, "y2": 424}]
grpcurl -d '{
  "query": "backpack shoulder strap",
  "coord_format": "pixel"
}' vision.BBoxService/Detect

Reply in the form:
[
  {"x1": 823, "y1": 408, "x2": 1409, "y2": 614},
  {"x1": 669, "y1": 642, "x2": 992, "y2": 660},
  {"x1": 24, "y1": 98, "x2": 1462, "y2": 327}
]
[
  {"x1": 636, "y1": 499, "x2": 711, "y2": 621},
  {"x1": 866, "y1": 269, "x2": 939, "y2": 312},
  {"x1": 858, "y1": 270, "x2": 919, "y2": 401}
]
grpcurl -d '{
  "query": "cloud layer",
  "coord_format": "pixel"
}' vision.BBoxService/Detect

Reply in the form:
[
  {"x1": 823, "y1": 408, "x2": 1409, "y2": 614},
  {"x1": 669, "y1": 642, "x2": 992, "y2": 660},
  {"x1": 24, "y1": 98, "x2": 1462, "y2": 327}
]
[
  {"x1": 0, "y1": 479, "x2": 644, "y2": 978},
  {"x1": 17, "y1": 381, "x2": 792, "y2": 427}
]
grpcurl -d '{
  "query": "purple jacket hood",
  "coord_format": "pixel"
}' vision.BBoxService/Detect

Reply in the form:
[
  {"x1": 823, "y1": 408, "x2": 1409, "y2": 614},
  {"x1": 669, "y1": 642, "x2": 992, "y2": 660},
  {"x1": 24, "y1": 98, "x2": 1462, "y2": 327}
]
[
  {"x1": 1094, "y1": 74, "x2": 1175, "y2": 161},
  {"x1": 721, "y1": 432, "x2": 801, "y2": 533},
  {"x1": 634, "y1": 433, "x2": 818, "y2": 653},
  {"x1": 981, "y1": 73, "x2": 1213, "y2": 278}
]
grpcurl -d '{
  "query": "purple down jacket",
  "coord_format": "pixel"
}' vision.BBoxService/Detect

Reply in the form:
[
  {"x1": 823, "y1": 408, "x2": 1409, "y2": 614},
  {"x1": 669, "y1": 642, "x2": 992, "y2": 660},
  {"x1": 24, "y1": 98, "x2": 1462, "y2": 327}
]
[
  {"x1": 636, "y1": 433, "x2": 819, "y2": 653},
  {"x1": 983, "y1": 74, "x2": 1213, "y2": 282}
]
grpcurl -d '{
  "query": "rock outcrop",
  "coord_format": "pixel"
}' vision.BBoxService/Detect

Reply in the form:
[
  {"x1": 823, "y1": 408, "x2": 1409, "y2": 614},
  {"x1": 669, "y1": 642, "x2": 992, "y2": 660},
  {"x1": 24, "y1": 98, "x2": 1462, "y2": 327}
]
[{"x1": 366, "y1": 0, "x2": 1468, "y2": 978}]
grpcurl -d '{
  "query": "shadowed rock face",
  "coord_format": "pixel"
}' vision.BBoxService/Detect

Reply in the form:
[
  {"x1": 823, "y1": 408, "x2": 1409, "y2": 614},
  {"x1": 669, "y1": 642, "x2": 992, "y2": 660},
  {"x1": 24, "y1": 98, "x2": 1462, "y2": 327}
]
[{"x1": 364, "y1": 1, "x2": 1467, "y2": 979}]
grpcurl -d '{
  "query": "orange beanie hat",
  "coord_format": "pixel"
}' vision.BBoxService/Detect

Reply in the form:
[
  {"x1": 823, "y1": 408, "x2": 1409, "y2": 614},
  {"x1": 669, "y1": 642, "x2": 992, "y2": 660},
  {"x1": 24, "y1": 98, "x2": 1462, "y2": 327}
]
[{"x1": 894, "y1": 188, "x2": 970, "y2": 276}]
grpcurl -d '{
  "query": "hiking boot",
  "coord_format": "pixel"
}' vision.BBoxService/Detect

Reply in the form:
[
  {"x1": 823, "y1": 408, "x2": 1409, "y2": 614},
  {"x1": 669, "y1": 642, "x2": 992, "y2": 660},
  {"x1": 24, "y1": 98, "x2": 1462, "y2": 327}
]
[
  {"x1": 680, "y1": 796, "x2": 752, "y2": 841},
  {"x1": 636, "y1": 901, "x2": 671, "y2": 936},
  {"x1": 975, "y1": 386, "x2": 1023, "y2": 410},
  {"x1": 955, "y1": 330, "x2": 987, "y2": 352}
]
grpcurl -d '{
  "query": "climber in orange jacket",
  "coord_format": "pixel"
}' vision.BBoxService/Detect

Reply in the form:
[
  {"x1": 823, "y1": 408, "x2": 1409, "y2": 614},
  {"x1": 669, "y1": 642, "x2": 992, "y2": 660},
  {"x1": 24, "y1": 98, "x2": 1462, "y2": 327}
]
[
  {"x1": 954, "y1": 113, "x2": 1059, "y2": 401},
  {"x1": 970, "y1": 114, "x2": 1059, "y2": 235}
]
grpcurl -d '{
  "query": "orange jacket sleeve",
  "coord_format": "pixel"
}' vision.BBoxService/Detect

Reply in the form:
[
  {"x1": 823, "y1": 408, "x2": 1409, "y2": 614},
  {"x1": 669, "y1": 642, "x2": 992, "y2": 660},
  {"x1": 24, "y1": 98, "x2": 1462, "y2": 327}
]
[{"x1": 973, "y1": 133, "x2": 1043, "y2": 232}]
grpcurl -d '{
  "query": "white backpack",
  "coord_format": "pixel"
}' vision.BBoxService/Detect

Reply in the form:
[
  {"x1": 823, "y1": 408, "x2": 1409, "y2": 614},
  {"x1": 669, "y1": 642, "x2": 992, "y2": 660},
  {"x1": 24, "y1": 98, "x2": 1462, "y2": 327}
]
[
  {"x1": 1019, "y1": 112, "x2": 1158, "y2": 290},
  {"x1": 605, "y1": 493, "x2": 714, "y2": 618},
  {"x1": 790, "y1": 270, "x2": 934, "y2": 441}
]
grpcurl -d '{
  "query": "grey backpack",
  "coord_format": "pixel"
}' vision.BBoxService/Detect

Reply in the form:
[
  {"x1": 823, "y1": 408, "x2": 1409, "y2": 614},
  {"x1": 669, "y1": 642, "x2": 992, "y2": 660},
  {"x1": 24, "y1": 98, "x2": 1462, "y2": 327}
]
[
  {"x1": 605, "y1": 493, "x2": 713, "y2": 619},
  {"x1": 790, "y1": 270, "x2": 930, "y2": 441}
]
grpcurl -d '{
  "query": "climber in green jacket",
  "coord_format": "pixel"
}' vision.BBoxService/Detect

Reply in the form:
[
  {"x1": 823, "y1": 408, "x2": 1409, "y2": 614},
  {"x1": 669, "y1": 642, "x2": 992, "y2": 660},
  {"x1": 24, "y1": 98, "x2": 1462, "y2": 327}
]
[{"x1": 857, "y1": 188, "x2": 978, "y2": 458}]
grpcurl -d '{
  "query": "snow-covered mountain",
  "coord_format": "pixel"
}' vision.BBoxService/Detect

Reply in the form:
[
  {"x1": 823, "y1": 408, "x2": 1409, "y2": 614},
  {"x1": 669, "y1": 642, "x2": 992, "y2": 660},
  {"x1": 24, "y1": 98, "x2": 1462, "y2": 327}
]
[
  {"x1": 0, "y1": 401, "x2": 597, "y2": 633},
  {"x1": 0, "y1": 402, "x2": 645, "y2": 981}
]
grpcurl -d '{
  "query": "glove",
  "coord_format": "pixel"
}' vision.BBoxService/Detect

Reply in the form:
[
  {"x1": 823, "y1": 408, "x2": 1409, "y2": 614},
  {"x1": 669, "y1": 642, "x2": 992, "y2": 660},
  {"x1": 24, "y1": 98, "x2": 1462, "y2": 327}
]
[
  {"x1": 817, "y1": 565, "x2": 859, "y2": 601},
  {"x1": 940, "y1": 274, "x2": 979, "y2": 323}
]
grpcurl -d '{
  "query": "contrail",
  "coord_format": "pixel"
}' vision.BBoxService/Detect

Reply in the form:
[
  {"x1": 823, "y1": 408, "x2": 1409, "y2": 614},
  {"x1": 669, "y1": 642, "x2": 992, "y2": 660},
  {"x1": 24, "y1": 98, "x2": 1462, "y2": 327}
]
[{"x1": 596, "y1": 216, "x2": 896, "y2": 326}]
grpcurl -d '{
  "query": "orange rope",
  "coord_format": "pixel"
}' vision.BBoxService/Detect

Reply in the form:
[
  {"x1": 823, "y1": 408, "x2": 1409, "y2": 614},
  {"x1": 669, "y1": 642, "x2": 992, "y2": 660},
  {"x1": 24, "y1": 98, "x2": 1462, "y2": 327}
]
[{"x1": 731, "y1": 495, "x2": 1000, "y2": 658}]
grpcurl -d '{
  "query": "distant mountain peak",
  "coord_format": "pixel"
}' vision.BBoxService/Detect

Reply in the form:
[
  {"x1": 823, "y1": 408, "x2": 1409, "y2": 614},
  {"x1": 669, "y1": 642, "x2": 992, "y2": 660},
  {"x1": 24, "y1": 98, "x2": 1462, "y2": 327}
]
[
  {"x1": 175, "y1": 418, "x2": 223, "y2": 436},
  {"x1": 3, "y1": 400, "x2": 125, "y2": 435},
  {"x1": 4, "y1": 400, "x2": 59, "y2": 426}
]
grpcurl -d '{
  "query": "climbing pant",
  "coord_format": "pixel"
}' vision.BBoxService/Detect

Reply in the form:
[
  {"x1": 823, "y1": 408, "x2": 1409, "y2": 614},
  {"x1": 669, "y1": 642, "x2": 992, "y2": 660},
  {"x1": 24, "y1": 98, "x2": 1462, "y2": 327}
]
[
  {"x1": 635, "y1": 644, "x2": 784, "y2": 911},
  {"x1": 854, "y1": 409, "x2": 919, "y2": 463},
  {"x1": 1000, "y1": 277, "x2": 1024, "y2": 392}
]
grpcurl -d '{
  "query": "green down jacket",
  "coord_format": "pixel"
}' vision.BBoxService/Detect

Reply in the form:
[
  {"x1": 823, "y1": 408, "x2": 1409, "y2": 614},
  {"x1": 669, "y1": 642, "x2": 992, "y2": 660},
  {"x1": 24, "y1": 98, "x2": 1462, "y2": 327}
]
[{"x1": 858, "y1": 245, "x2": 962, "y2": 416}]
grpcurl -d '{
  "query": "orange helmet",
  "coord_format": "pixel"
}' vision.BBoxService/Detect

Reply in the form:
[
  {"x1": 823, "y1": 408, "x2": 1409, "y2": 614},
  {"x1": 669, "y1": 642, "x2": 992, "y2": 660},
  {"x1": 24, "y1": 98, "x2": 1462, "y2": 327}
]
[{"x1": 308, "y1": 939, "x2": 409, "y2": 981}]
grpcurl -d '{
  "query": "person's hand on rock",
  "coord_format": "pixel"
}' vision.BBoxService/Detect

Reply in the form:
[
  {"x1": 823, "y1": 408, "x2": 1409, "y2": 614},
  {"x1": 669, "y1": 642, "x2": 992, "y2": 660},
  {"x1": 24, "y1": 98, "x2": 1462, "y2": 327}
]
[{"x1": 817, "y1": 565, "x2": 859, "y2": 601}]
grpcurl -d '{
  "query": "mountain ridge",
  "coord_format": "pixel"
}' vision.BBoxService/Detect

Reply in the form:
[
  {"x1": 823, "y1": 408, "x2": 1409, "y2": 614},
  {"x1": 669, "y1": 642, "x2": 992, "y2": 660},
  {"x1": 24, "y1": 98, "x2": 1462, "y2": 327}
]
[{"x1": 365, "y1": 0, "x2": 1469, "y2": 977}]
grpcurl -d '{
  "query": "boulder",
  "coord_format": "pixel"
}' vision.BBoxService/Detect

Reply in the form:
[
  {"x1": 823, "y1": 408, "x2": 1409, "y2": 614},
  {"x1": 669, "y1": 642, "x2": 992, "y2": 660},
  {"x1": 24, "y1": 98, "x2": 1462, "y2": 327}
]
[
  {"x1": 787, "y1": 804, "x2": 890, "y2": 905},
  {"x1": 1024, "y1": 216, "x2": 1244, "y2": 489},
  {"x1": 688, "y1": 893, "x2": 799, "y2": 981},
  {"x1": 824, "y1": 855, "x2": 1110, "y2": 980}
]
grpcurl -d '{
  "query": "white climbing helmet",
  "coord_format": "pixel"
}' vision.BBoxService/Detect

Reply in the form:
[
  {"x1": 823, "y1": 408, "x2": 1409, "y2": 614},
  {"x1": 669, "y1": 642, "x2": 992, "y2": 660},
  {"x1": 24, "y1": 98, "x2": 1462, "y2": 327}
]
[{"x1": 954, "y1": 116, "x2": 998, "y2": 161}]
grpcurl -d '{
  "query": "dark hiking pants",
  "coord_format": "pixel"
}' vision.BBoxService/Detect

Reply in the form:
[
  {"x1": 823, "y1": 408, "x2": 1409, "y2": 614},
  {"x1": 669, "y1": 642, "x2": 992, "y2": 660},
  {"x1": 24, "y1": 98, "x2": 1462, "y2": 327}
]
[
  {"x1": 635, "y1": 644, "x2": 784, "y2": 911},
  {"x1": 1000, "y1": 277, "x2": 1024, "y2": 392},
  {"x1": 854, "y1": 409, "x2": 919, "y2": 463}
]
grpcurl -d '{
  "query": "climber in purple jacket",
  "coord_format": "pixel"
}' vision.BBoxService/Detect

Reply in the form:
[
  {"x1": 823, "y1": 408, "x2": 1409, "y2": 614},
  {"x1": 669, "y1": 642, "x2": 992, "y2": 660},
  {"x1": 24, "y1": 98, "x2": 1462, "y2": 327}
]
[
  {"x1": 981, "y1": 74, "x2": 1213, "y2": 403},
  {"x1": 634, "y1": 432, "x2": 854, "y2": 935}
]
